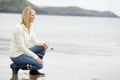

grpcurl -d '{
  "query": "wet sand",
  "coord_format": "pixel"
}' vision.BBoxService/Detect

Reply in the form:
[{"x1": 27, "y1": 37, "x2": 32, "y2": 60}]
[{"x1": 1, "y1": 52, "x2": 120, "y2": 80}]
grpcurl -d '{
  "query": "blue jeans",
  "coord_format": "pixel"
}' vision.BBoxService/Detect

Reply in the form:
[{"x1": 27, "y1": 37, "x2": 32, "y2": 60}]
[{"x1": 10, "y1": 46, "x2": 46, "y2": 70}]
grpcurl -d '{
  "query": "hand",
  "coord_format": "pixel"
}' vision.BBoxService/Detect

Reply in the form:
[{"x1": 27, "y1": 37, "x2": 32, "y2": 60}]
[
  {"x1": 43, "y1": 42, "x2": 48, "y2": 49},
  {"x1": 36, "y1": 58, "x2": 43, "y2": 64}
]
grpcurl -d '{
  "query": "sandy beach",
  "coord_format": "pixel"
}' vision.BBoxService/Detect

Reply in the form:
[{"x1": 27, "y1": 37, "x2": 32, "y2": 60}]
[
  {"x1": 1, "y1": 52, "x2": 120, "y2": 80},
  {"x1": 1, "y1": 14, "x2": 120, "y2": 80}
]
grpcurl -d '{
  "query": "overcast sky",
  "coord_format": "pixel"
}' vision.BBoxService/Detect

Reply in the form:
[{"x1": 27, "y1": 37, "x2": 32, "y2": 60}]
[{"x1": 28, "y1": 0, "x2": 120, "y2": 16}]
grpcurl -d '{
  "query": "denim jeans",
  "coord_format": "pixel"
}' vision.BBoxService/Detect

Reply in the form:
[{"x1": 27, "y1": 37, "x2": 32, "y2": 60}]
[{"x1": 10, "y1": 46, "x2": 46, "y2": 70}]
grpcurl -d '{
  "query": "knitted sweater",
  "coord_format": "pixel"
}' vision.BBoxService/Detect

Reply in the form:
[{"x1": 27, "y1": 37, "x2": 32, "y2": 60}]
[{"x1": 10, "y1": 24, "x2": 45, "y2": 59}]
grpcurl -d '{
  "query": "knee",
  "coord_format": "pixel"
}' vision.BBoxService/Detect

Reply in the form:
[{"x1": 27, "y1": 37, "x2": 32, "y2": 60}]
[
  {"x1": 38, "y1": 46, "x2": 46, "y2": 55},
  {"x1": 39, "y1": 46, "x2": 46, "y2": 51},
  {"x1": 37, "y1": 64, "x2": 43, "y2": 69}
]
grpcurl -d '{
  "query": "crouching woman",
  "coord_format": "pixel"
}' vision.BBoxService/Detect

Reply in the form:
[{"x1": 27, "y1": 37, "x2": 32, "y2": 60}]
[{"x1": 9, "y1": 6, "x2": 48, "y2": 75}]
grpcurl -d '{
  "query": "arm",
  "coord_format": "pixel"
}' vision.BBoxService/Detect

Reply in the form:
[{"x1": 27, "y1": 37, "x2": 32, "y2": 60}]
[{"x1": 31, "y1": 32, "x2": 48, "y2": 49}]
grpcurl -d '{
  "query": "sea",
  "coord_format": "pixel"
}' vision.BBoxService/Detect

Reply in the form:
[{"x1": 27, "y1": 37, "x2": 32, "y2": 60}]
[{"x1": 0, "y1": 13, "x2": 120, "y2": 56}]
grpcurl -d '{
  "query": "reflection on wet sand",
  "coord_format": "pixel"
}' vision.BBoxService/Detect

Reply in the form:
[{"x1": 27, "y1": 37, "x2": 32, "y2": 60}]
[
  {"x1": 10, "y1": 74, "x2": 18, "y2": 80},
  {"x1": 10, "y1": 74, "x2": 45, "y2": 80}
]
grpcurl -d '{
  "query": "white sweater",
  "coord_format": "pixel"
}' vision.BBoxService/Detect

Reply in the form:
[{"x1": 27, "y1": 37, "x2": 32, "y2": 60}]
[{"x1": 10, "y1": 24, "x2": 45, "y2": 59}]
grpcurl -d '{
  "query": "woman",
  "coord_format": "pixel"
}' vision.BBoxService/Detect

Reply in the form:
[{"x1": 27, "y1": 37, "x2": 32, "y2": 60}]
[{"x1": 10, "y1": 6, "x2": 48, "y2": 75}]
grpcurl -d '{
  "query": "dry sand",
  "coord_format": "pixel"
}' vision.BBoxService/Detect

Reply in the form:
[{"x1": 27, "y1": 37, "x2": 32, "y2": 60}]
[{"x1": 1, "y1": 52, "x2": 120, "y2": 80}]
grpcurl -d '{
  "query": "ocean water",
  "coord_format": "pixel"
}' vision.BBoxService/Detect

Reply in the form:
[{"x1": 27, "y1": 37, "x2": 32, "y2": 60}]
[{"x1": 0, "y1": 13, "x2": 120, "y2": 56}]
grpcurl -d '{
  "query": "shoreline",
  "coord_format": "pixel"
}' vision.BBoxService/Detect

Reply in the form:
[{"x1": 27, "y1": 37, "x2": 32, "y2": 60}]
[{"x1": 1, "y1": 37, "x2": 120, "y2": 57}]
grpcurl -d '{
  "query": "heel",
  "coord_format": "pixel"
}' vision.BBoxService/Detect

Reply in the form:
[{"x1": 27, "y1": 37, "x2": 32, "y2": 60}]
[{"x1": 10, "y1": 63, "x2": 19, "y2": 74}]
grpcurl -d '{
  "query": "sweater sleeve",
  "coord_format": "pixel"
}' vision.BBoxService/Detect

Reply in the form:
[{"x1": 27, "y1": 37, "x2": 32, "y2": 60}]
[{"x1": 14, "y1": 28, "x2": 38, "y2": 59}]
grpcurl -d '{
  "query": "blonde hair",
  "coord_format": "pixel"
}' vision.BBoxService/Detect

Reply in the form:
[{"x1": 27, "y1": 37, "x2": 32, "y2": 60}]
[{"x1": 21, "y1": 6, "x2": 35, "y2": 27}]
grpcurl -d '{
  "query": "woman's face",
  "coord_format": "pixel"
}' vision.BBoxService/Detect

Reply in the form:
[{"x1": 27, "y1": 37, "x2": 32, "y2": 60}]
[{"x1": 29, "y1": 10, "x2": 35, "y2": 23}]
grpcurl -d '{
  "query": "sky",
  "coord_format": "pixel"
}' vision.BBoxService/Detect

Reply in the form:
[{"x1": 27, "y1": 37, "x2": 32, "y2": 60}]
[{"x1": 28, "y1": 0, "x2": 120, "y2": 16}]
